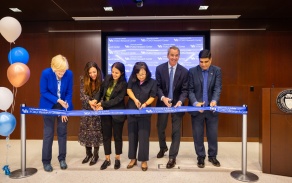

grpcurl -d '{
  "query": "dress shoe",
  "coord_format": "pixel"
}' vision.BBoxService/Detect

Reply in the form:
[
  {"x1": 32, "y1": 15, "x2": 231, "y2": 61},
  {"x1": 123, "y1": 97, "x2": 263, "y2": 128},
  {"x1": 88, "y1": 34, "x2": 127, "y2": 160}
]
[
  {"x1": 157, "y1": 148, "x2": 168, "y2": 158},
  {"x1": 208, "y1": 157, "x2": 221, "y2": 167},
  {"x1": 82, "y1": 154, "x2": 93, "y2": 164},
  {"x1": 89, "y1": 155, "x2": 99, "y2": 166},
  {"x1": 82, "y1": 146, "x2": 93, "y2": 164},
  {"x1": 141, "y1": 162, "x2": 148, "y2": 171},
  {"x1": 114, "y1": 159, "x2": 121, "y2": 170},
  {"x1": 100, "y1": 160, "x2": 111, "y2": 170},
  {"x1": 59, "y1": 160, "x2": 67, "y2": 170},
  {"x1": 197, "y1": 158, "x2": 205, "y2": 168},
  {"x1": 127, "y1": 159, "x2": 137, "y2": 169},
  {"x1": 166, "y1": 158, "x2": 176, "y2": 169},
  {"x1": 43, "y1": 164, "x2": 53, "y2": 172}
]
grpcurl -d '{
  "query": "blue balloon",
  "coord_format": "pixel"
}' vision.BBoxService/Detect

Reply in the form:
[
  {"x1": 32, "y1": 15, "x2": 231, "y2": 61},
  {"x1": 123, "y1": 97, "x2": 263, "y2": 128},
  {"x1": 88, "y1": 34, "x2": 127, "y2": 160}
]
[
  {"x1": 8, "y1": 47, "x2": 30, "y2": 65},
  {"x1": 0, "y1": 112, "x2": 16, "y2": 137}
]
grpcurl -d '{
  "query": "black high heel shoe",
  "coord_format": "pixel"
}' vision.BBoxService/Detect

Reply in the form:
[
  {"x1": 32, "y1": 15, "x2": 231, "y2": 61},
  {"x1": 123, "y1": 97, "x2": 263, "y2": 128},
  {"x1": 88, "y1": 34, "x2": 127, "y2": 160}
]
[{"x1": 127, "y1": 159, "x2": 137, "y2": 169}]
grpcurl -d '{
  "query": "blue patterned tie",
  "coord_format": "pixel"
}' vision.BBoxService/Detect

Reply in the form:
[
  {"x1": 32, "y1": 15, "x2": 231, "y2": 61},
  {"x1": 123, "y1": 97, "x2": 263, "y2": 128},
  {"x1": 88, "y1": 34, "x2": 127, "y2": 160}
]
[
  {"x1": 203, "y1": 70, "x2": 208, "y2": 106},
  {"x1": 168, "y1": 67, "x2": 174, "y2": 100}
]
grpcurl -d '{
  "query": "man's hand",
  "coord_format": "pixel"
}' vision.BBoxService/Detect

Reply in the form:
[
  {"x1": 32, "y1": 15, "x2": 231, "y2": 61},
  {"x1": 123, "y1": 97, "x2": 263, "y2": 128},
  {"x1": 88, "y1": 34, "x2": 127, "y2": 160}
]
[
  {"x1": 173, "y1": 101, "x2": 182, "y2": 108},
  {"x1": 162, "y1": 97, "x2": 172, "y2": 107},
  {"x1": 210, "y1": 101, "x2": 217, "y2": 107},
  {"x1": 195, "y1": 102, "x2": 205, "y2": 113}
]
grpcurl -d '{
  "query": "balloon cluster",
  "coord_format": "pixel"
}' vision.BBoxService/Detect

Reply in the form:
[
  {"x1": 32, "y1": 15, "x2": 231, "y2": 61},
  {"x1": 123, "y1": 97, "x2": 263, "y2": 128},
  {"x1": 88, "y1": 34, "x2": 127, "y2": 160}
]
[
  {"x1": 0, "y1": 16, "x2": 28, "y2": 175},
  {"x1": 0, "y1": 16, "x2": 30, "y2": 137},
  {"x1": 0, "y1": 16, "x2": 31, "y2": 88}
]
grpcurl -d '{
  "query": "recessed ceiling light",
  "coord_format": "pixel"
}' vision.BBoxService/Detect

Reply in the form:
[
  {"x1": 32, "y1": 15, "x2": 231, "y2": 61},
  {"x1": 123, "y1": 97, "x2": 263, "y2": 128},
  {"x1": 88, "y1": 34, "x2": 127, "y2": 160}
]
[
  {"x1": 9, "y1": 8, "x2": 22, "y2": 12},
  {"x1": 199, "y1": 6, "x2": 209, "y2": 10},
  {"x1": 103, "y1": 7, "x2": 113, "y2": 11}
]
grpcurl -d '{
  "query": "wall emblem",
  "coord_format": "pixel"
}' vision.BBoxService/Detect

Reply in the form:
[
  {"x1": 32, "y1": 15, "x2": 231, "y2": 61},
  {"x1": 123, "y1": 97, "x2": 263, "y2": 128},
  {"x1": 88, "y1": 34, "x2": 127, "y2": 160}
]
[{"x1": 276, "y1": 89, "x2": 292, "y2": 113}]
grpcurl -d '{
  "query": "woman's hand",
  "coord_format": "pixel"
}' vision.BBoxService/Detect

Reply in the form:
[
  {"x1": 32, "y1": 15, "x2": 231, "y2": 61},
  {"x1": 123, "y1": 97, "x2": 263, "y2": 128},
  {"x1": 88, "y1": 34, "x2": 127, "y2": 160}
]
[
  {"x1": 61, "y1": 116, "x2": 68, "y2": 123},
  {"x1": 89, "y1": 100, "x2": 97, "y2": 110},
  {"x1": 139, "y1": 103, "x2": 147, "y2": 110},
  {"x1": 95, "y1": 106, "x2": 103, "y2": 111},
  {"x1": 58, "y1": 99, "x2": 69, "y2": 109},
  {"x1": 134, "y1": 99, "x2": 141, "y2": 109}
]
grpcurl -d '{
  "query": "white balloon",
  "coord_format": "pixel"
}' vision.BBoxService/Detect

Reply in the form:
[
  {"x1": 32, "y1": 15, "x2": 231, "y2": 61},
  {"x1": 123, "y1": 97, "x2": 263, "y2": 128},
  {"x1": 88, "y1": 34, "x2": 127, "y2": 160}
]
[
  {"x1": 0, "y1": 16, "x2": 22, "y2": 43},
  {"x1": 0, "y1": 87, "x2": 14, "y2": 111}
]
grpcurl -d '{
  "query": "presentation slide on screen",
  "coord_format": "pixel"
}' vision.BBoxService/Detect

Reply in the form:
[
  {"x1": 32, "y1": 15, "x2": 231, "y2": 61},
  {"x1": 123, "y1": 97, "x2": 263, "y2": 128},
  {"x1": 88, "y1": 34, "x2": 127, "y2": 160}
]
[{"x1": 107, "y1": 36, "x2": 204, "y2": 80}]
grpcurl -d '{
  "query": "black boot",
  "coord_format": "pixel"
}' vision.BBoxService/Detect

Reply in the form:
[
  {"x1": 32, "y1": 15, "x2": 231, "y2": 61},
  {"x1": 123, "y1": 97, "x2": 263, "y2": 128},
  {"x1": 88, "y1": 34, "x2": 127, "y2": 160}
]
[
  {"x1": 82, "y1": 146, "x2": 93, "y2": 164},
  {"x1": 89, "y1": 146, "x2": 99, "y2": 166}
]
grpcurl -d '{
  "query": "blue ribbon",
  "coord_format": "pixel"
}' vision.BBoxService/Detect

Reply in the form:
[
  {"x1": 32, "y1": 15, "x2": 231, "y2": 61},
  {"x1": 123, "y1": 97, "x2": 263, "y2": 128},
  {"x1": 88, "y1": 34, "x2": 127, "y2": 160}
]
[{"x1": 21, "y1": 106, "x2": 247, "y2": 116}]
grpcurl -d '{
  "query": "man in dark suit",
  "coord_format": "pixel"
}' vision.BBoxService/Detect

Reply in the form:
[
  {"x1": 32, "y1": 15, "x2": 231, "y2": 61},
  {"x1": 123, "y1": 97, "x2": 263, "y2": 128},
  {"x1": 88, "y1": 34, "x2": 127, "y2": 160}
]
[
  {"x1": 155, "y1": 46, "x2": 188, "y2": 169},
  {"x1": 188, "y1": 49, "x2": 222, "y2": 168}
]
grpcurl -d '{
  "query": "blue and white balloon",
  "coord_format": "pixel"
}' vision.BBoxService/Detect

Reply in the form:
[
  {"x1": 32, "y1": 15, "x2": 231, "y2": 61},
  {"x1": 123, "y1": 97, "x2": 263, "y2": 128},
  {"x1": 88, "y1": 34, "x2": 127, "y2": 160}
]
[{"x1": 0, "y1": 112, "x2": 16, "y2": 137}]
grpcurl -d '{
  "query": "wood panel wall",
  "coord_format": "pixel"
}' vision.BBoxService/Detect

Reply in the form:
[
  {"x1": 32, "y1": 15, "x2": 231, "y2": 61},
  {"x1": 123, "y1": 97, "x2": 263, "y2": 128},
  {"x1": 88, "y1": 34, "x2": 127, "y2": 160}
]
[{"x1": 1, "y1": 20, "x2": 292, "y2": 141}]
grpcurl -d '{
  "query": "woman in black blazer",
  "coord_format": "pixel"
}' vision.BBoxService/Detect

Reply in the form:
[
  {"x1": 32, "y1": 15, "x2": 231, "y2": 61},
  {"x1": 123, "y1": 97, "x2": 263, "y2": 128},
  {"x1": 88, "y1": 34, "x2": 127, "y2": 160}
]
[{"x1": 95, "y1": 62, "x2": 127, "y2": 170}]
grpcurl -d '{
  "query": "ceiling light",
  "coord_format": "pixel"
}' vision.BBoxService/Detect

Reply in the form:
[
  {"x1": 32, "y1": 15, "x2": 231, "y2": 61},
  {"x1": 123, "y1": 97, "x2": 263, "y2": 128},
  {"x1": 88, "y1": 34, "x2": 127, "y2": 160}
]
[
  {"x1": 103, "y1": 7, "x2": 113, "y2": 11},
  {"x1": 9, "y1": 8, "x2": 22, "y2": 12},
  {"x1": 199, "y1": 6, "x2": 209, "y2": 10},
  {"x1": 73, "y1": 15, "x2": 241, "y2": 21}
]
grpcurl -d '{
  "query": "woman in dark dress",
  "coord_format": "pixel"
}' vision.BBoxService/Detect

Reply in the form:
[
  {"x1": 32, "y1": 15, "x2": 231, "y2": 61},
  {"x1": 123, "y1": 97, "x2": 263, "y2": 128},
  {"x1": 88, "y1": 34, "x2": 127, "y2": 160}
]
[{"x1": 79, "y1": 61, "x2": 103, "y2": 166}]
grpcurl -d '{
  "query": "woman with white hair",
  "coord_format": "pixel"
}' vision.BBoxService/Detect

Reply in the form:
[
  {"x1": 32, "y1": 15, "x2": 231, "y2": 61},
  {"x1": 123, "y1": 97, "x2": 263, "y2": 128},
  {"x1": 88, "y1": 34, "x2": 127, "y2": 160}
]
[{"x1": 39, "y1": 54, "x2": 73, "y2": 172}]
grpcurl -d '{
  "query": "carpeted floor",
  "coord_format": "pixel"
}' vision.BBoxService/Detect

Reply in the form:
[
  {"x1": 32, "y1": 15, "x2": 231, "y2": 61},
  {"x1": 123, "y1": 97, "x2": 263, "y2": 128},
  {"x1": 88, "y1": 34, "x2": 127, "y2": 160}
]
[{"x1": 0, "y1": 140, "x2": 291, "y2": 183}]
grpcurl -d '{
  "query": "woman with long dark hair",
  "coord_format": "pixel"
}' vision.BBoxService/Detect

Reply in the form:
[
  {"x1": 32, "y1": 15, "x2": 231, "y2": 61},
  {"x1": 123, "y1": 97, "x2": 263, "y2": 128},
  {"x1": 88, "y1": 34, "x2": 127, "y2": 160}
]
[{"x1": 79, "y1": 61, "x2": 103, "y2": 166}]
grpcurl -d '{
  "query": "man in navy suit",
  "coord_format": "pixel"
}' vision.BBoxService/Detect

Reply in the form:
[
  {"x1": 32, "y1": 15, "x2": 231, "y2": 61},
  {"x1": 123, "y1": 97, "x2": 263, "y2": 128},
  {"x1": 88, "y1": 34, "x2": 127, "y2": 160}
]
[
  {"x1": 155, "y1": 46, "x2": 188, "y2": 169},
  {"x1": 188, "y1": 49, "x2": 222, "y2": 168}
]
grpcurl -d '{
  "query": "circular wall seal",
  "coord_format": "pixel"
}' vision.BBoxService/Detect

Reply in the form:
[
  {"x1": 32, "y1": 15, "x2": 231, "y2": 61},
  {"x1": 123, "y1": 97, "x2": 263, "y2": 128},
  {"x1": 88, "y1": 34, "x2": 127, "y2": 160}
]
[{"x1": 276, "y1": 89, "x2": 292, "y2": 113}]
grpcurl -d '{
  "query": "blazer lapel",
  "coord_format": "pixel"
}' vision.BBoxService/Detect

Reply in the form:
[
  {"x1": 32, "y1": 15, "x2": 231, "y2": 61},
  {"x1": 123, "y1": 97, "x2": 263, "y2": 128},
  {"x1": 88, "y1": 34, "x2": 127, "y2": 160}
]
[
  {"x1": 207, "y1": 66, "x2": 214, "y2": 90},
  {"x1": 164, "y1": 63, "x2": 170, "y2": 90},
  {"x1": 50, "y1": 69, "x2": 58, "y2": 94},
  {"x1": 198, "y1": 66, "x2": 204, "y2": 85}
]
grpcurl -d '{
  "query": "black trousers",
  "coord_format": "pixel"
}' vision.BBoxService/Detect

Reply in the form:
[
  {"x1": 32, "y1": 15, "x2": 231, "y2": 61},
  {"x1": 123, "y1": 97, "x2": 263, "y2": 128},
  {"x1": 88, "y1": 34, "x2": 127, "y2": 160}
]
[
  {"x1": 101, "y1": 115, "x2": 124, "y2": 155},
  {"x1": 157, "y1": 112, "x2": 183, "y2": 159},
  {"x1": 127, "y1": 115, "x2": 151, "y2": 161}
]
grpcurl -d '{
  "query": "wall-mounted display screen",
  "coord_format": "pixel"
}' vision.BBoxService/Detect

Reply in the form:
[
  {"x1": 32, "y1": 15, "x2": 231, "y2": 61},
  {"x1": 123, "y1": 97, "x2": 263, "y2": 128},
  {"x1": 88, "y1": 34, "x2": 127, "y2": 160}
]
[{"x1": 102, "y1": 31, "x2": 210, "y2": 80}]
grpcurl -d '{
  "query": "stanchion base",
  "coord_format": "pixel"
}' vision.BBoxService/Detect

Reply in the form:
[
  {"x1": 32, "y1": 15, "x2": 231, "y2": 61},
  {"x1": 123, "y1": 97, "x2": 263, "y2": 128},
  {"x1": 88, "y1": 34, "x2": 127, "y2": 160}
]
[
  {"x1": 9, "y1": 168, "x2": 38, "y2": 179},
  {"x1": 231, "y1": 170, "x2": 259, "y2": 182}
]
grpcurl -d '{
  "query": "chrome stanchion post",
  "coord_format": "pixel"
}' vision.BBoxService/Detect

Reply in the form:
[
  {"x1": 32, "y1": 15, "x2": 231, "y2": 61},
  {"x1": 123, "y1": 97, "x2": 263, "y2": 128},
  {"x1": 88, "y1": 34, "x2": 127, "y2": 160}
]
[
  {"x1": 10, "y1": 104, "x2": 37, "y2": 179},
  {"x1": 231, "y1": 105, "x2": 259, "y2": 182}
]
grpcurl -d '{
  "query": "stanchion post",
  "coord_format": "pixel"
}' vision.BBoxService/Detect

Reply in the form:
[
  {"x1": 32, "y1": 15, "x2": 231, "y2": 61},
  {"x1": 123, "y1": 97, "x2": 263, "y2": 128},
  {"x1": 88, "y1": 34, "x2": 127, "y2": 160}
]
[
  {"x1": 10, "y1": 104, "x2": 38, "y2": 179},
  {"x1": 230, "y1": 105, "x2": 259, "y2": 182}
]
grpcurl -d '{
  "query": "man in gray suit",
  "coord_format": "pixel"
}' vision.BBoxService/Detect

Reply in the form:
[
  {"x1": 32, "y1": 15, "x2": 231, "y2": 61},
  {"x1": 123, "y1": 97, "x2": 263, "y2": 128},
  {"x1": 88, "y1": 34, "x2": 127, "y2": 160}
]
[
  {"x1": 155, "y1": 46, "x2": 188, "y2": 169},
  {"x1": 188, "y1": 49, "x2": 222, "y2": 168}
]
